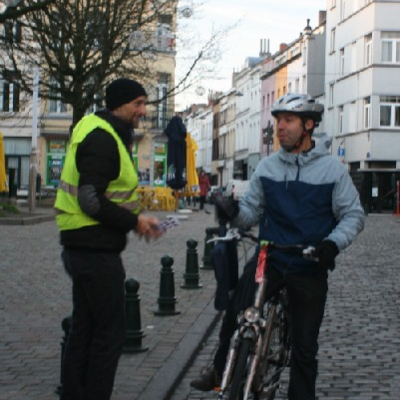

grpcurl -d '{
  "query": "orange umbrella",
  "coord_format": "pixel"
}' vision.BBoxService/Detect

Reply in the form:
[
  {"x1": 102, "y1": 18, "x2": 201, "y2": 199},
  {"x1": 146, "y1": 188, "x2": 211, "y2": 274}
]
[{"x1": 0, "y1": 133, "x2": 7, "y2": 193}]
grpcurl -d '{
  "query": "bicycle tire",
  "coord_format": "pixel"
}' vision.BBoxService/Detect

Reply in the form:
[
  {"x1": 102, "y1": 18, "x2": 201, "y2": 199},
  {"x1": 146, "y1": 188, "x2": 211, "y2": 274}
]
[
  {"x1": 228, "y1": 338, "x2": 253, "y2": 400},
  {"x1": 253, "y1": 304, "x2": 285, "y2": 400}
]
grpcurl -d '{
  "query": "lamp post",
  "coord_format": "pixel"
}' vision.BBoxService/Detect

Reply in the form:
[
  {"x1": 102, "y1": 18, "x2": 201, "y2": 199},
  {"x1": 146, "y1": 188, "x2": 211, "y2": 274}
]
[{"x1": 28, "y1": 66, "x2": 40, "y2": 213}]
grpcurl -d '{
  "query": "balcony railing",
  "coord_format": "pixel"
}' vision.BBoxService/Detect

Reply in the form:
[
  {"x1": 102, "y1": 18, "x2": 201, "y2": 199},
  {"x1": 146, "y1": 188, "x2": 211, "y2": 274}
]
[{"x1": 145, "y1": 109, "x2": 175, "y2": 131}]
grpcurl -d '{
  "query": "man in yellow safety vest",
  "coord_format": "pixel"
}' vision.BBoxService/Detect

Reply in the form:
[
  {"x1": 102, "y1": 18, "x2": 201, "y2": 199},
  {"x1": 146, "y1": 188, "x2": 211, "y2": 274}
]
[{"x1": 55, "y1": 78, "x2": 163, "y2": 400}]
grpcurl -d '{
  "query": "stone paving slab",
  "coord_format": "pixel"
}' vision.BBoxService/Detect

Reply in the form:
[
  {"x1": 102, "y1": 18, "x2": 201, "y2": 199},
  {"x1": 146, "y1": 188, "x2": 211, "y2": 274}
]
[
  {"x1": 171, "y1": 214, "x2": 400, "y2": 400},
  {"x1": 0, "y1": 206, "x2": 223, "y2": 400}
]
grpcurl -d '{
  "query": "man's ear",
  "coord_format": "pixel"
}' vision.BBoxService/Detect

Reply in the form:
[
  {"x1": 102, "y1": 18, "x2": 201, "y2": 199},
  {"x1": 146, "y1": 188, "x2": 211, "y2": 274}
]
[{"x1": 305, "y1": 118, "x2": 315, "y2": 132}]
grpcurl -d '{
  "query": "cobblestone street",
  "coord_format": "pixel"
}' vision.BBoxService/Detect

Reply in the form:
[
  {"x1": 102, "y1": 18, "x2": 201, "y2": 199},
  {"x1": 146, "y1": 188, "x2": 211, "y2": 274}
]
[{"x1": 171, "y1": 214, "x2": 400, "y2": 400}]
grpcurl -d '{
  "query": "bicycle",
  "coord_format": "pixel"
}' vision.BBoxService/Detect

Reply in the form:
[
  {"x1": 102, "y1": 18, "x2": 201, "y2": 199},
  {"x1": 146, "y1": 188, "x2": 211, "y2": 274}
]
[{"x1": 209, "y1": 228, "x2": 317, "y2": 400}]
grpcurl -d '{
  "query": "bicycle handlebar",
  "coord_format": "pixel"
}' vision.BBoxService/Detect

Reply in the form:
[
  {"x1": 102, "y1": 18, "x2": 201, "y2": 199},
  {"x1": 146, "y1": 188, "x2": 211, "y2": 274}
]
[{"x1": 207, "y1": 228, "x2": 318, "y2": 261}]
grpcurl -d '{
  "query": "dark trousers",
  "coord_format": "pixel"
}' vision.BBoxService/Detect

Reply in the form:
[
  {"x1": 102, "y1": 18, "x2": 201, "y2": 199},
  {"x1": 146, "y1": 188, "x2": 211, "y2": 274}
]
[
  {"x1": 61, "y1": 250, "x2": 126, "y2": 400},
  {"x1": 214, "y1": 261, "x2": 328, "y2": 400},
  {"x1": 199, "y1": 195, "x2": 206, "y2": 210}
]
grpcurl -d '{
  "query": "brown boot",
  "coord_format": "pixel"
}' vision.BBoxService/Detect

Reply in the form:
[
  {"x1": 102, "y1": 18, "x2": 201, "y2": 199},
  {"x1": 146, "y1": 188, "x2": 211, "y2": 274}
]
[{"x1": 190, "y1": 369, "x2": 221, "y2": 391}]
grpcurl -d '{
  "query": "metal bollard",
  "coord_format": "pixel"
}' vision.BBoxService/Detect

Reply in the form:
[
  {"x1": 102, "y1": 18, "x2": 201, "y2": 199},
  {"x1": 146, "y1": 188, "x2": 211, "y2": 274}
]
[
  {"x1": 123, "y1": 278, "x2": 148, "y2": 353},
  {"x1": 154, "y1": 255, "x2": 180, "y2": 316},
  {"x1": 201, "y1": 227, "x2": 218, "y2": 269},
  {"x1": 181, "y1": 239, "x2": 203, "y2": 289},
  {"x1": 56, "y1": 315, "x2": 72, "y2": 396}
]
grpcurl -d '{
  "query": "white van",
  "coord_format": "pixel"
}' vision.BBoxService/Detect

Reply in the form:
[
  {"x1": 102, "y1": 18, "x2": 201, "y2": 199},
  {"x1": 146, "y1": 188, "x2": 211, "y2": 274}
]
[{"x1": 223, "y1": 179, "x2": 250, "y2": 200}]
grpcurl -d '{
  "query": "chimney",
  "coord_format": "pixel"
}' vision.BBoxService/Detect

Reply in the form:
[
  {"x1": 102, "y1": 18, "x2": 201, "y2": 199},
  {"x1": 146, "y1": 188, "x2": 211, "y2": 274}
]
[
  {"x1": 259, "y1": 38, "x2": 271, "y2": 58},
  {"x1": 279, "y1": 43, "x2": 287, "y2": 52},
  {"x1": 319, "y1": 10, "x2": 326, "y2": 25}
]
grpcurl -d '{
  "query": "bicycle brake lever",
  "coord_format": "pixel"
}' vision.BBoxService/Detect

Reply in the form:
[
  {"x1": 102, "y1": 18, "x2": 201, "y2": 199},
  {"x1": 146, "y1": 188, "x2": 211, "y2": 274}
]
[
  {"x1": 206, "y1": 228, "x2": 241, "y2": 243},
  {"x1": 303, "y1": 246, "x2": 319, "y2": 262}
]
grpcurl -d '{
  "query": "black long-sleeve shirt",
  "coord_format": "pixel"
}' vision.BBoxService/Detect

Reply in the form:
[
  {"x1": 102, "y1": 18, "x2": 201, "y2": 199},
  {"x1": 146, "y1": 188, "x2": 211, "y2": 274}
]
[{"x1": 60, "y1": 110, "x2": 139, "y2": 252}]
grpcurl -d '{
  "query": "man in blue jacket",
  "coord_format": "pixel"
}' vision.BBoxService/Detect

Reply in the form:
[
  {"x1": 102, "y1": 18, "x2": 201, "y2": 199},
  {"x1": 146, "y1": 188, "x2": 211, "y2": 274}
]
[{"x1": 190, "y1": 94, "x2": 365, "y2": 400}]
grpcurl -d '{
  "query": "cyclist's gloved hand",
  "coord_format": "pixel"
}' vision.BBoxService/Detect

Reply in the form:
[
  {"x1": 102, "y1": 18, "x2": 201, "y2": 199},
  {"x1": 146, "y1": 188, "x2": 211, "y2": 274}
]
[
  {"x1": 313, "y1": 240, "x2": 339, "y2": 270},
  {"x1": 215, "y1": 196, "x2": 240, "y2": 223}
]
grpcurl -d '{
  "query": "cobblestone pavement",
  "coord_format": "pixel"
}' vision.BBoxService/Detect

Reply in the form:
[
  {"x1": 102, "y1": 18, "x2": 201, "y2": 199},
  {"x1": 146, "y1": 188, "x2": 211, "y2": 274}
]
[
  {"x1": 171, "y1": 214, "x2": 400, "y2": 400},
  {"x1": 0, "y1": 205, "x2": 223, "y2": 400}
]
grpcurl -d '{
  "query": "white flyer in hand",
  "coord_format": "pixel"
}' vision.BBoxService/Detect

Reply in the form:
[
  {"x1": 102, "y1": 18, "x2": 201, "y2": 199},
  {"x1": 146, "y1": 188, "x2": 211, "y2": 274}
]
[{"x1": 158, "y1": 217, "x2": 180, "y2": 232}]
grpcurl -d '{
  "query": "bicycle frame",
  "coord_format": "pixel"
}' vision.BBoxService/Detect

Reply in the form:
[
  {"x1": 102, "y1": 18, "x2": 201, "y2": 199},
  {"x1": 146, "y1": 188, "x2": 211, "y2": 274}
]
[
  {"x1": 210, "y1": 228, "x2": 317, "y2": 400},
  {"x1": 217, "y1": 239, "x2": 301, "y2": 400},
  {"x1": 218, "y1": 241, "x2": 276, "y2": 400}
]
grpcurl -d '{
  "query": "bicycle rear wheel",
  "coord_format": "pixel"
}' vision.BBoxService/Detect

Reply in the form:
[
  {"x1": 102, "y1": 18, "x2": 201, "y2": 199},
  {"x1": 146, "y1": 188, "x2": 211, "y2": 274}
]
[
  {"x1": 228, "y1": 338, "x2": 253, "y2": 400},
  {"x1": 254, "y1": 304, "x2": 287, "y2": 400}
]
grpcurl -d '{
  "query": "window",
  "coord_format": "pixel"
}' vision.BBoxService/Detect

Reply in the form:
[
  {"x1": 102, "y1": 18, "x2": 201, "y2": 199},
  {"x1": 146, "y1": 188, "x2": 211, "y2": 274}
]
[
  {"x1": 49, "y1": 80, "x2": 67, "y2": 113},
  {"x1": 351, "y1": 42, "x2": 357, "y2": 72},
  {"x1": 0, "y1": 71, "x2": 20, "y2": 112},
  {"x1": 156, "y1": 73, "x2": 170, "y2": 129},
  {"x1": 380, "y1": 96, "x2": 400, "y2": 128},
  {"x1": 295, "y1": 79, "x2": 299, "y2": 93},
  {"x1": 2, "y1": 20, "x2": 22, "y2": 44},
  {"x1": 341, "y1": 0, "x2": 346, "y2": 21},
  {"x1": 339, "y1": 106, "x2": 344, "y2": 134},
  {"x1": 87, "y1": 93, "x2": 101, "y2": 114},
  {"x1": 329, "y1": 84, "x2": 334, "y2": 107},
  {"x1": 381, "y1": 32, "x2": 400, "y2": 63},
  {"x1": 331, "y1": 0, "x2": 336, "y2": 8},
  {"x1": 340, "y1": 48, "x2": 345, "y2": 76},
  {"x1": 365, "y1": 34, "x2": 372, "y2": 66},
  {"x1": 330, "y1": 28, "x2": 336, "y2": 52},
  {"x1": 302, "y1": 45, "x2": 307, "y2": 65},
  {"x1": 364, "y1": 97, "x2": 371, "y2": 129},
  {"x1": 349, "y1": 102, "x2": 356, "y2": 132}
]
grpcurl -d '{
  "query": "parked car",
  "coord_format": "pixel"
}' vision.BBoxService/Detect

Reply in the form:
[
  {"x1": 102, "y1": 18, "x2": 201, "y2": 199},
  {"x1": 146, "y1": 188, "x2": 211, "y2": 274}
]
[{"x1": 223, "y1": 179, "x2": 250, "y2": 200}]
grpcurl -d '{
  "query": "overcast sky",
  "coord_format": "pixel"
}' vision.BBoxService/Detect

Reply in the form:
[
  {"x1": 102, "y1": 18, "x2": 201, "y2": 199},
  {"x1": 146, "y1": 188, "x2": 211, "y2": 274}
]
[{"x1": 175, "y1": 0, "x2": 325, "y2": 109}]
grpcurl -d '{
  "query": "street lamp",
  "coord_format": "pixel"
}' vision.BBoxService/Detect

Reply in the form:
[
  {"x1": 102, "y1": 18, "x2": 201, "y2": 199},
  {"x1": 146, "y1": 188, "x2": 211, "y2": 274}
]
[{"x1": 28, "y1": 66, "x2": 40, "y2": 213}]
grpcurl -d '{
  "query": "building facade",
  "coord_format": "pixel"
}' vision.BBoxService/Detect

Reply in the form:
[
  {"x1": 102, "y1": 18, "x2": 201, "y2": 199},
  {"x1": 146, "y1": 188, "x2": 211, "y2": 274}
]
[
  {"x1": 325, "y1": 0, "x2": 400, "y2": 212},
  {"x1": 0, "y1": 2, "x2": 179, "y2": 194}
]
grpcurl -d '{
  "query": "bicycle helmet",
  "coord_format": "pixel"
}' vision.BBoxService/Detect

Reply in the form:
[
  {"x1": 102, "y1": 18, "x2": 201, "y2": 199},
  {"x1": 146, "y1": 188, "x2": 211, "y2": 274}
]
[{"x1": 271, "y1": 93, "x2": 324, "y2": 124}]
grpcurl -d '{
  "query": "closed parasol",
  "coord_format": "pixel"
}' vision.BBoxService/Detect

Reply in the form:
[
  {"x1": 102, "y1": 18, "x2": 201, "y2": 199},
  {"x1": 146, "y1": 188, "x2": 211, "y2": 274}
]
[
  {"x1": 0, "y1": 133, "x2": 7, "y2": 193},
  {"x1": 185, "y1": 132, "x2": 199, "y2": 197},
  {"x1": 165, "y1": 115, "x2": 187, "y2": 190}
]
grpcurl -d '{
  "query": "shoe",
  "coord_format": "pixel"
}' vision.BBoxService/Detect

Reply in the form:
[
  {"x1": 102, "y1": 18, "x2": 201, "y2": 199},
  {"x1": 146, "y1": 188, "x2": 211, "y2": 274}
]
[{"x1": 190, "y1": 369, "x2": 221, "y2": 391}]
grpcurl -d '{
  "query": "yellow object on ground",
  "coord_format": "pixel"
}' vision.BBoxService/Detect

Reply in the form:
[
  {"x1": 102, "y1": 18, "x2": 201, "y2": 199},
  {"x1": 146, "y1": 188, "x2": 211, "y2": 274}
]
[{"x1": 136, "y1": 186, "x2": 176, "y2": 211}]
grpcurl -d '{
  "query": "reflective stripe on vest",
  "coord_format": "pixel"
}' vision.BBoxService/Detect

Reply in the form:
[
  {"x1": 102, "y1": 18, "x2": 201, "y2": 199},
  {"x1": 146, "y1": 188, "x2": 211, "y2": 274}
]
[{"x1": 55, "y1": 114, "x2": 140, "y2": 231}]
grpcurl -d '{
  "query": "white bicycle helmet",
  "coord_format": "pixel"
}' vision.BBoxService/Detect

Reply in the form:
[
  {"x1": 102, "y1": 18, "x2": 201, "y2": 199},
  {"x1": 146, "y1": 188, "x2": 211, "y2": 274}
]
[{"x1": 271, "y1": 93, "x2": 324, "y2": 124}]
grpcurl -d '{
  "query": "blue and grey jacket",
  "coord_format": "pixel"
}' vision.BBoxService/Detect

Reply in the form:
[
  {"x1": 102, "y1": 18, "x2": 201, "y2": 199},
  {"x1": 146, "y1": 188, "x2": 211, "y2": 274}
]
[{"x1": 235, "y1": 134, "x2": 365, "y2": 273}]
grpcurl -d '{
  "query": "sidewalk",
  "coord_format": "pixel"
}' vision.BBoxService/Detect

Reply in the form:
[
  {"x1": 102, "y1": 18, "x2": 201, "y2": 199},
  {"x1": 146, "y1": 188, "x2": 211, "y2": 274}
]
[{"x1": 0, "y1": 206, "x2": 223, "y2": 400}]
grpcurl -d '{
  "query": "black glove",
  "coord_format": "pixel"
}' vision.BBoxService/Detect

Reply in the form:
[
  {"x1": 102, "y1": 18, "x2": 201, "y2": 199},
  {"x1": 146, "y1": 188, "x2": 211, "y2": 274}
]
[
  {"x1": 313, "y1": 240, "x2": 339, "y2": 271},
  {"x1": 215, "y1": 196, "x2": 240, "y2": 223}
]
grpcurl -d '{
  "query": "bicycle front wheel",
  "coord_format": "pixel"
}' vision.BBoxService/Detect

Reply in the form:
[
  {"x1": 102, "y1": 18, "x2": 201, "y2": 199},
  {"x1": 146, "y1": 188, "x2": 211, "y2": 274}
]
[{"x1": 228, "y1": 338, "x2": 253, "y2": 400}]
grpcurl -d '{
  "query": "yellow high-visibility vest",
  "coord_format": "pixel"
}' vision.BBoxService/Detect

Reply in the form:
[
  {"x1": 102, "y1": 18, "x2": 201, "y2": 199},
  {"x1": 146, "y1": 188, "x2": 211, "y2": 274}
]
[{"x1": 55, "y1": 114, "x2": 140, "y2": 231}]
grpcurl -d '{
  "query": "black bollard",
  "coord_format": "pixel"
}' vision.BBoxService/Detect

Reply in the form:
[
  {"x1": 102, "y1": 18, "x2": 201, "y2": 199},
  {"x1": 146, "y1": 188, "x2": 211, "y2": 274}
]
[
  {"x1": 201, "y1": 227, "x2": 218, "y2": 269},
  {"x1": 56, "y1": 315, "x2": 72, "y2": 396},
  {"x1": 123, "y1": 278, "x2": 148, "y2": 353},
  {"x1": 154, "y1": 255, "x2": 181, "y2": 316},
  {"x1": 181, "y1": 239, "x2": 203, "y2": 289}
]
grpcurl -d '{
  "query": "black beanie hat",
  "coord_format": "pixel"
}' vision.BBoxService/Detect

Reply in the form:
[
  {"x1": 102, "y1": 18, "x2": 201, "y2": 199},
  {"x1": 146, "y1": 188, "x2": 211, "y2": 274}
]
[{"x1": 105, "y1": 78, "x2": 147, "y2": 111}]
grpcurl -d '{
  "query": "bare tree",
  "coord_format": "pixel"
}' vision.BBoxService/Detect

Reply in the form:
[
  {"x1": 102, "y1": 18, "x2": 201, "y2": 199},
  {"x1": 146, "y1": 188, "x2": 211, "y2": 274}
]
[
  {"x1": 1, "y1": 0, "x2": 233, "y2": 125},
  {"x1": 0, "y1": 0, "x2": 55, "y2": 23}
]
